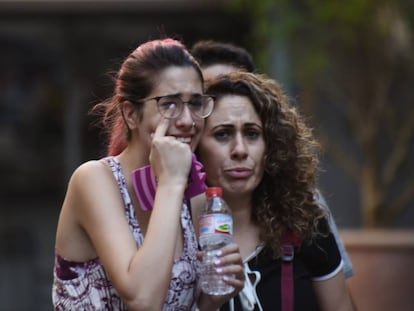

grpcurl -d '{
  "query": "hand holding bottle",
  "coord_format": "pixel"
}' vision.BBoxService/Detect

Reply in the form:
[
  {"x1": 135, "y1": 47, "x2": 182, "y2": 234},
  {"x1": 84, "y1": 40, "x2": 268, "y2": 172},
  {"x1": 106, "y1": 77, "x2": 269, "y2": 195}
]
[
  {"x1": 199, "y1": 187, "x2": 243, "y2": 295},
  {"x1": 196, "y1": 243, "x2": 245, "y2": 310}
]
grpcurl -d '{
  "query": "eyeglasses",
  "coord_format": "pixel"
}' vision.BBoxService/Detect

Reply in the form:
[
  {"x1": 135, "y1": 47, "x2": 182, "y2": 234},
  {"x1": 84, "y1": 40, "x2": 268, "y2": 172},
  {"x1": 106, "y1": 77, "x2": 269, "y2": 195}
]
[{"x1": 140, "y1": 93, "x2": 215, "y2": 119}]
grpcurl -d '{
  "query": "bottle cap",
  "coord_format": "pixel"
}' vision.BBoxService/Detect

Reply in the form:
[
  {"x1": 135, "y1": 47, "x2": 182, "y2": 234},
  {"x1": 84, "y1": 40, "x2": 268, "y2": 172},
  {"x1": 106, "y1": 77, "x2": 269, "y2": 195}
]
[{"x1": 206, "y1": 187, "x2": 222, "y2": 197}]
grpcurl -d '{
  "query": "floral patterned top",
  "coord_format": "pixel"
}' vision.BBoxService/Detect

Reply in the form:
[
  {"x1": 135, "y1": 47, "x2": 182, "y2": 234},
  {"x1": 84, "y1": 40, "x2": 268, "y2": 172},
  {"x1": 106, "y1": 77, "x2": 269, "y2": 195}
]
[{"x1": 52, "y1": 157, "x2": 199, "y2": 310}]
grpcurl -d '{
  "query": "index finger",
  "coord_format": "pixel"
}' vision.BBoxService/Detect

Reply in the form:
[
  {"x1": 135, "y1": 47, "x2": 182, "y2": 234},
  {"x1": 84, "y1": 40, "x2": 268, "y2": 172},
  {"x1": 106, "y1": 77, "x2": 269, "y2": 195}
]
[{"x1": 153, "y1": 116, "x2": 171, "y2": 139}]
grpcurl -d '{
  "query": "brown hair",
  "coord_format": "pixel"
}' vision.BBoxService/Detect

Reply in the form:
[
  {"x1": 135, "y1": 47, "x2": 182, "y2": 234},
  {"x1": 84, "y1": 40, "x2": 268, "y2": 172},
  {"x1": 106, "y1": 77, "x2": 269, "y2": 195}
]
[
  {"x1": 92, "y1": 38, "x2": 203, "y2": 156},
  {"x1": 202, "y1": 71, "x2": 326, "y2": 257}
]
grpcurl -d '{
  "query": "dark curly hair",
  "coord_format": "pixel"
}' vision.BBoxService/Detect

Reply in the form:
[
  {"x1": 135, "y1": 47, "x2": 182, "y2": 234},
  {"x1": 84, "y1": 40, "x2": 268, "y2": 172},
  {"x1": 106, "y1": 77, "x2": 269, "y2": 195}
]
[{"x1": 203, "y1": 71, "x2": 326, "y2": 258}]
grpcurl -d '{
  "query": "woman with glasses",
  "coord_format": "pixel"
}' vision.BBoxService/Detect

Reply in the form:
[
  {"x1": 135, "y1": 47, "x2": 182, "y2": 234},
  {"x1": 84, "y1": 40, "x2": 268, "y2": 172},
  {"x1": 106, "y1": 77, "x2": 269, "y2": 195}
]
[{"x1": 52, "y1": 38, "x2": 244, "y2": 311}]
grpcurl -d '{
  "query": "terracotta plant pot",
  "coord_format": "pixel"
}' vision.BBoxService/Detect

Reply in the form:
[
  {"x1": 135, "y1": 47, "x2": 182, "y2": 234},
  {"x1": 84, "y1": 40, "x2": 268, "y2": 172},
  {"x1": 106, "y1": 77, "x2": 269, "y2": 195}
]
[{"x1": 341, "y1": 229, "x2": 414, "y2": 311}]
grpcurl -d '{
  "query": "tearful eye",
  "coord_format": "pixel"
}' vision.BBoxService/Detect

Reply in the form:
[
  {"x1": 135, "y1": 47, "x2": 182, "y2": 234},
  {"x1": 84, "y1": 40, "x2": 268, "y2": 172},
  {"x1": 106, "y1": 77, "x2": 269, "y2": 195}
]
[
  {"x1": 159, "y1": 100, "x2": 178, "y2": 110},
  {"x1": 157, "y1": 97, "x2": 182, "y2": 118},
  {"x1": 152, "y1": 94, "x2": 214, "y2": 119}
]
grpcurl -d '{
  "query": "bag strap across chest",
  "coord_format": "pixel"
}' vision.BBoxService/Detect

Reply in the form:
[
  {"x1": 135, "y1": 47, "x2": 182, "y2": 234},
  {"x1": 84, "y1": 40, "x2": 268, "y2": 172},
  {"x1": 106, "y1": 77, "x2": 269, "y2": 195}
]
[{"x1": 281, "y1": 230, "x2": 301, "y2": 311}]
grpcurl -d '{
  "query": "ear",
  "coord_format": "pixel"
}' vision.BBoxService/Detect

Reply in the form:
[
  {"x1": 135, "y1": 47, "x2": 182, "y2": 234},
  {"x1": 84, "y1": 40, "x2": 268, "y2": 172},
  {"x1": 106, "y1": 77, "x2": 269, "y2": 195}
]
[{"x1": 121, "y1": 101, "x2": 140, "y2": 130}]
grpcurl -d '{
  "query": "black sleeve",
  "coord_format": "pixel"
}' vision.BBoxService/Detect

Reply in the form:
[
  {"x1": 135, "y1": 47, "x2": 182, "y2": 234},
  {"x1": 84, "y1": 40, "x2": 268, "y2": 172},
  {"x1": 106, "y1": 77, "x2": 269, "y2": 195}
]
[{"x1": 297, "y1": 217, "x2": 342, "y2": 279}]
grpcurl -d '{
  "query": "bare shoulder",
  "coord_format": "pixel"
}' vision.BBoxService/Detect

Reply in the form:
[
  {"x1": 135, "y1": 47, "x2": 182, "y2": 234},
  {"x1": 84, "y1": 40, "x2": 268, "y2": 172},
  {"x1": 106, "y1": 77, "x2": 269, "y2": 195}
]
[
  {"x1": 71, "y1": 159, "x2": 111, "y2": 183},
  {"x1": 68, "y1": 159, "x2": 123, "y2": 215},
  {"x1": 67, "y1": 159, "x2": 115, "y2": 195},
  {"x1": 56, "y1": 159, "x2": 120, "y2": 260}
]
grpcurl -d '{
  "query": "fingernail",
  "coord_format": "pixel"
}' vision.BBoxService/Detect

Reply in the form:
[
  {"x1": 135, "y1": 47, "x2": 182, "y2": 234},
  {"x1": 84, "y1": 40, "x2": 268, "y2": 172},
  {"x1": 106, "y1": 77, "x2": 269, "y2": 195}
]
[
  {"x1": 216, "y1": 267, "x2": 223, "y2": 273},
  {"x1": 214, "y1": 258, "x2": 221, "y2": 265}
]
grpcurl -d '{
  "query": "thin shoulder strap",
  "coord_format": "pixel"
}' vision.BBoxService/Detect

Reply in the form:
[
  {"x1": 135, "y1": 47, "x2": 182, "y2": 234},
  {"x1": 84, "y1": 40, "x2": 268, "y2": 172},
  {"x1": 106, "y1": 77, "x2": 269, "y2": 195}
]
[
  {"x1": 186, "y1": 199, "x2": 192, "y2": 220},
  {"x1": 281, "y1": 230, "x2": 301, "y2": 311}
]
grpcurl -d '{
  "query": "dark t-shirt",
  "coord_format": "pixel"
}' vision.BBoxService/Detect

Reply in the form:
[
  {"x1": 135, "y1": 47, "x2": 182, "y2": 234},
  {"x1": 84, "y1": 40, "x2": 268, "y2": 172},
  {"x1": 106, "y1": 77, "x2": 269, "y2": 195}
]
[{"x1": 220, "y1": 218, "x2": 342, "y2": 311}]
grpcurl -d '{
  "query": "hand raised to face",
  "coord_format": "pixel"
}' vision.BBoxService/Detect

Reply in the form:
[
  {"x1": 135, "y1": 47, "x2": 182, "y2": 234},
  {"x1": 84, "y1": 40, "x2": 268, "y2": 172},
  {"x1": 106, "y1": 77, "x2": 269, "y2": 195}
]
[{"x1": 150, "y1": 115, "x2": 192, "y2": 186}]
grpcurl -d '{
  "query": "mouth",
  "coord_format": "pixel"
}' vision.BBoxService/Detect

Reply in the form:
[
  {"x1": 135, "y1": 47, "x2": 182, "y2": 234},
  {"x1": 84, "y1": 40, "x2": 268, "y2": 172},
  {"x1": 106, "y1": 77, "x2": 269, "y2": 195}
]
[
  {"x1": 175, "y1": 136, "x2": 192, "y2": 145},
  {"x1": 225, "y1": 168, "x2": 253, "y2": 178}
]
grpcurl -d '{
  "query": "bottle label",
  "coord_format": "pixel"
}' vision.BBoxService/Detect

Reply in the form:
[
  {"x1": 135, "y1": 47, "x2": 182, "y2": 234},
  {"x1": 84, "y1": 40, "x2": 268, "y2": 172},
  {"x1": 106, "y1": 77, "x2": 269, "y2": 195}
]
[{"x1": 199, "y1": 214, "x2": 233, "y2": 235}]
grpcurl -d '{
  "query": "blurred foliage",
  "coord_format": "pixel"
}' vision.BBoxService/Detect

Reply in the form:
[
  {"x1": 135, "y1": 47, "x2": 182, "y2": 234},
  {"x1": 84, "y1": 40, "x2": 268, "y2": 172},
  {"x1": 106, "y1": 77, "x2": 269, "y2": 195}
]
[
  {"x1": 229, "y1": 0, "x2": 414, "y2": 71},
  {"x1": 228, "y1": 0, "x2": 414, "y2": 227}
]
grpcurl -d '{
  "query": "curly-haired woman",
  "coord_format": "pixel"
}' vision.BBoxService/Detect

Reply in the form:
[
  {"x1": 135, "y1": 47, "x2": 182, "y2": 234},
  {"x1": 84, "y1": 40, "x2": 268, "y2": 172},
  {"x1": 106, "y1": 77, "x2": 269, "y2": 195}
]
[{"x1": 195, "y1": 71, "x2": 354, "y2": 311}]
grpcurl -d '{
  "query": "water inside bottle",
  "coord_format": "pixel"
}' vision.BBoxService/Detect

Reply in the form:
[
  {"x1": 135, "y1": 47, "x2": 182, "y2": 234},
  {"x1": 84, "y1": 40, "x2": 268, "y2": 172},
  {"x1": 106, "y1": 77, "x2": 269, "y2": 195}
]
[{"x1": 200, "y1": 246, "x2": 234, "y2": 295}]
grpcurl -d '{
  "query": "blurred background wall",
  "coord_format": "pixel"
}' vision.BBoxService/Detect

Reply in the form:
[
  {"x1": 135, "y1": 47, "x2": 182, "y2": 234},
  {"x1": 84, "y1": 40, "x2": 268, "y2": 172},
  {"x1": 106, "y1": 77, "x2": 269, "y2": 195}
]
[{"x1": 0, "y1": 0, "x2": 413, "y2": 310}]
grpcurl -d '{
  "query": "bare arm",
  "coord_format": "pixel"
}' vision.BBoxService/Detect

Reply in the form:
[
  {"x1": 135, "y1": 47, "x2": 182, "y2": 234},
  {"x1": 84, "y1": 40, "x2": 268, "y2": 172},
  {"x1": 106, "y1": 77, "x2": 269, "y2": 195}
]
[
  {"x1": 313, "y1": 271, "x2": 355, "y2": 311},
  {"x1": 72, "y1": 117, "x2": 192, "y2": 311}
]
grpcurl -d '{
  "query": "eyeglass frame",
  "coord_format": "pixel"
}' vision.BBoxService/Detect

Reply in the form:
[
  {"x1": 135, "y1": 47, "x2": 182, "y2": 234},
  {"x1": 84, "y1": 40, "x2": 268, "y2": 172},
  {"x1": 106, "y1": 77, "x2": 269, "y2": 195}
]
[{"x1": 137, "y1": 93, "x2": 215, "y2": 119}]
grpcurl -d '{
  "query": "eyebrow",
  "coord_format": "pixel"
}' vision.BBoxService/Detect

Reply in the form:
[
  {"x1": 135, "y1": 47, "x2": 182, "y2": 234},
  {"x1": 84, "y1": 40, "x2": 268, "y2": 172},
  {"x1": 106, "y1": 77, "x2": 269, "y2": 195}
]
[
  {"x1": 211, "y1": 123, "x2": 262, "y2": 129},
  {"x1": 161, "y1": 93, "x2": 181, "y2": 97},
  {"x1": 244, "y1": 123, "x2": 262, "y2": 128},
  {"x1": 161, "y1": 93, "x2": 203, "y2": 98}
]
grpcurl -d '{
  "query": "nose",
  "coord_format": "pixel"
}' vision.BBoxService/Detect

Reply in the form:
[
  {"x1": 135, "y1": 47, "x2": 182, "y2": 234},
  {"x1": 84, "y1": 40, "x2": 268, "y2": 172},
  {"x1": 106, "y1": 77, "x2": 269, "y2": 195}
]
[
  {"x1": 175, "y1": 104, "x2": 194, "y2": 129},
  {"x1": 231, "y1": 134, "x2": 248, "y2": 159}
]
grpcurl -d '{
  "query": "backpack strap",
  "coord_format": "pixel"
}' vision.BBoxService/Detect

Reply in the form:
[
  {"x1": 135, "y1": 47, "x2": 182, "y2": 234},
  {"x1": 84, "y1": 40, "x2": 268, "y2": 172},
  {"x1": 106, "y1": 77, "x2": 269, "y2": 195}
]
[{"x1": 281, "y1": 230, "x2": 301, "y2": 311}]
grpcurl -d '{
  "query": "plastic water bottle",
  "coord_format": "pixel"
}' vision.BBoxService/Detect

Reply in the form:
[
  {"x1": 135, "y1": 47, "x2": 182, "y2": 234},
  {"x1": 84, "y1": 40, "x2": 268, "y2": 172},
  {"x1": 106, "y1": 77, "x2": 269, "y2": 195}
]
[{"x1": 199, "y1": 187, "x2": 234, "y2": 295}]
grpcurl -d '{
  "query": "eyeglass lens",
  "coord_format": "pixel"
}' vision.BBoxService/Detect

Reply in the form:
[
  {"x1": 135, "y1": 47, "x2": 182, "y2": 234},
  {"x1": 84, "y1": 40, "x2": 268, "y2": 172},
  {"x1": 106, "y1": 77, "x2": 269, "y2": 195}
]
[{"x1": 157, "y1": 95, "x2": 213, "y2": 119}]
